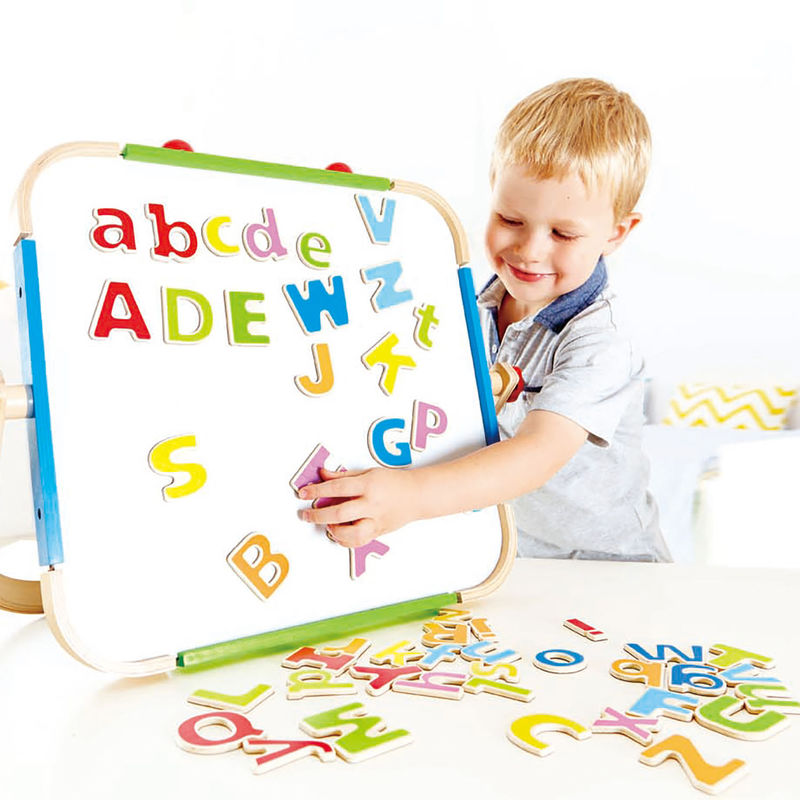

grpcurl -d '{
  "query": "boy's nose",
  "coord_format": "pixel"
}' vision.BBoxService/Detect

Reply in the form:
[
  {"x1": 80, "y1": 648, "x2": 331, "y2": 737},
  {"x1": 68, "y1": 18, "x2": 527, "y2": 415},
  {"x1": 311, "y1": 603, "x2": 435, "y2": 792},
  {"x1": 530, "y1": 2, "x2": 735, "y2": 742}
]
[{"x1": 514, "y1": 230, "x2": 549, "y2": 263}]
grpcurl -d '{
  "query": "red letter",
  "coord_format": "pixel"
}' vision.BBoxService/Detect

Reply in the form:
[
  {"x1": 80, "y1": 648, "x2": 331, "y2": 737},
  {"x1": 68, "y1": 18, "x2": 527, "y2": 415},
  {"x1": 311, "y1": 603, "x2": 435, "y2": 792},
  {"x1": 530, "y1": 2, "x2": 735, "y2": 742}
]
[
  {"x1": 145, "y1": 203, "x2": 198, "y2": 261},
  {"x1": 90, "y1": 281, "x2": 151, "y2": 340},
  {"x1": 90, "y1": 208, "x2": 136, "y2": 252}
]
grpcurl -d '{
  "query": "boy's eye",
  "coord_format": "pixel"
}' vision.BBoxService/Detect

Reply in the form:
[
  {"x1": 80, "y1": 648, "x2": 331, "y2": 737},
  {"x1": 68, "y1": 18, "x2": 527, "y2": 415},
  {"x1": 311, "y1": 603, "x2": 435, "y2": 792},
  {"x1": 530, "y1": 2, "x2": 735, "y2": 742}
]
[
  {"x1": 553, "y1": 229, "x2": 578, "y2": 241},
  {"x1": 497, "y1": 214, "x2": 522, "y2": 226}
]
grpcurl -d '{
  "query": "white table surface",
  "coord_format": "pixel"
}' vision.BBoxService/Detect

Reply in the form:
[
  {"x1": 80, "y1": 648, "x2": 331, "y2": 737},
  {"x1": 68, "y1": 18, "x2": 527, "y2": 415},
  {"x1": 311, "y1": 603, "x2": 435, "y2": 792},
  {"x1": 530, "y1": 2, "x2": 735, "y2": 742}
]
[{"x1": 1, "y1": 558, "x2": 799, "y2": 800}]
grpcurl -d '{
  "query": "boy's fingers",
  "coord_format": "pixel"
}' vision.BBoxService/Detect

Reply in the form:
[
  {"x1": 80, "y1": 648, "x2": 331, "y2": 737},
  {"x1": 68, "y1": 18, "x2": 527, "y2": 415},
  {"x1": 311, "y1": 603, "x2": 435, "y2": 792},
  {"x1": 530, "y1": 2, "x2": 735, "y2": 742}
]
[
  {"x1": 328, "y1": 519, "x2": 377, "y2": 548},
  {"x1": 299, "y1": 476, "x2": 363, "y2": 501},
  {"x1": 319, "y1": 467, "x2": 362, "y2": 479},
  {"x1": 302, "y1": 499, "x2": 364, "y2": 526}
]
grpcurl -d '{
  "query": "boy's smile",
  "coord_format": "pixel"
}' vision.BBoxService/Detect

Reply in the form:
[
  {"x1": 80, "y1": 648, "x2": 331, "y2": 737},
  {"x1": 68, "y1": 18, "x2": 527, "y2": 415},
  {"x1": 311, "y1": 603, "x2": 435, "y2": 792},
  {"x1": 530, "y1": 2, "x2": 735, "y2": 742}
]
[{"x1": 485, "y1": 164, "x2": 639, "y2": 324}]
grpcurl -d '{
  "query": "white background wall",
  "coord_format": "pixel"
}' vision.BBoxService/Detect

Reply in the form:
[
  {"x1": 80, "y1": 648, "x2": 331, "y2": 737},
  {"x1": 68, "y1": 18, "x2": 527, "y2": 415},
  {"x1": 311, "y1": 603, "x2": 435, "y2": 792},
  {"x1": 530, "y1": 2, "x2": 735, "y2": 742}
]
[{"x1": 0, "y1": 0, "x2": 797, "y2": 553}]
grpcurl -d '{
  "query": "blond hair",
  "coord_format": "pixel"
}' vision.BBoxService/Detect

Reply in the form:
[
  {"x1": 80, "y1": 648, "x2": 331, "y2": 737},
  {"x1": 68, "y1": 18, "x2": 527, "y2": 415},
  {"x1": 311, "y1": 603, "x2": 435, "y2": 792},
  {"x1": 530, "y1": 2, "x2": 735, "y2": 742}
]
[{"x1": 492, "y1": 78, "x2": 651, "y2": 221}]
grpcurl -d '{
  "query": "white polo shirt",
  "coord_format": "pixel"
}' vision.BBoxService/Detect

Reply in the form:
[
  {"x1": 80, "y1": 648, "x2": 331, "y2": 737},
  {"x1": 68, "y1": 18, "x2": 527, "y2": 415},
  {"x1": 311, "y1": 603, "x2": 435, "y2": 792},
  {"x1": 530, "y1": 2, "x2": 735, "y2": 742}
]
[{"x1": 477, "y1": 259, "x2": 671, "y2": 562}]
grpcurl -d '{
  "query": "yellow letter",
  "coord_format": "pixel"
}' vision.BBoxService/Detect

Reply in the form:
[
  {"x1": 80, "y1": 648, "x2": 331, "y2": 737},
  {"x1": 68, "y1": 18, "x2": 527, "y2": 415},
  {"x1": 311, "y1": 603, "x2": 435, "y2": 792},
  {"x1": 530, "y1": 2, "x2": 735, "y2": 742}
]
[{"x1": 148, "y1": 435, "x2": 207, "y2": 500}]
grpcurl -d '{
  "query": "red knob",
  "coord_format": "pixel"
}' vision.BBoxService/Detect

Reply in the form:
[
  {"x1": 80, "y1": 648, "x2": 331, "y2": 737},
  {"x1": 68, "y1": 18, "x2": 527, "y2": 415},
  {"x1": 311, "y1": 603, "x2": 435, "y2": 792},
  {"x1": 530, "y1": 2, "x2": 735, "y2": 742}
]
[
  {"x1": 325, "y1": 162, "x2": 352, "y2": 173},
  {"x1": 162, "y1": 139, "x2": 194, "y2": 152}
]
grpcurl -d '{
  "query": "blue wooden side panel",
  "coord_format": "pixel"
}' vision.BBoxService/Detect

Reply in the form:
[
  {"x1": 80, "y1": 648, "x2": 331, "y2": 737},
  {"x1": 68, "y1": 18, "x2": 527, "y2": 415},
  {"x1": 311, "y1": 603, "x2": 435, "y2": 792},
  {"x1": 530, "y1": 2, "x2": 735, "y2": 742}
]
[
  {"x1": 14, "y1": 239, "x2": 64, "y2": 566},
  {"x1": 458, "y1": 266, "x2": 499, "y2": 446}
]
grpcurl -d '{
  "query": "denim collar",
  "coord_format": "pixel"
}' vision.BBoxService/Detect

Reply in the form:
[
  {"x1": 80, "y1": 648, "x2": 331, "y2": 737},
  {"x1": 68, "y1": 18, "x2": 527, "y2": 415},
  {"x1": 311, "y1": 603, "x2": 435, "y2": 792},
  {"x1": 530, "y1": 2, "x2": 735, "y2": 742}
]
[{"x1": 478, "y1": 257, "x2": 608, "y2": 334}]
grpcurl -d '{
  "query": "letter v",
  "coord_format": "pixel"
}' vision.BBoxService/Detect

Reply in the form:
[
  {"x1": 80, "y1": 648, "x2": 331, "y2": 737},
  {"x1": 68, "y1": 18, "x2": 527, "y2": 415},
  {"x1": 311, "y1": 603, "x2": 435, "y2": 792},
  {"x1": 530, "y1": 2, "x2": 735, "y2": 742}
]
[{"x1": 355, "y1": 195, "x2": 396, "y2": 244}]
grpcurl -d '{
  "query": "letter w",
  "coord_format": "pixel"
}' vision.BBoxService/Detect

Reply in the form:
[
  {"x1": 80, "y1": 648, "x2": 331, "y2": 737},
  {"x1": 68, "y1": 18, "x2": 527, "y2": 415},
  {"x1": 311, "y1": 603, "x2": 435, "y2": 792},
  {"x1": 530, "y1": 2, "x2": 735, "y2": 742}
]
[{"x1": 283, "y1": 276, "x2": 349, "y2": 333}]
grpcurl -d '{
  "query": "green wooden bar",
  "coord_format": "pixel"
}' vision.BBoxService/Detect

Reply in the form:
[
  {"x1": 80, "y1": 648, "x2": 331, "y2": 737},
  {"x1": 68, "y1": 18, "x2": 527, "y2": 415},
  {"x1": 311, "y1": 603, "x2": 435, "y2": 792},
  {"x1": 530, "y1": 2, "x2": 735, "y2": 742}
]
[
  {"x1": 177, "y1": 591, "x2": 459, "y2": 671},
  {"x1": 122, "y1": 144, "x2": 392, "y2": 192}
]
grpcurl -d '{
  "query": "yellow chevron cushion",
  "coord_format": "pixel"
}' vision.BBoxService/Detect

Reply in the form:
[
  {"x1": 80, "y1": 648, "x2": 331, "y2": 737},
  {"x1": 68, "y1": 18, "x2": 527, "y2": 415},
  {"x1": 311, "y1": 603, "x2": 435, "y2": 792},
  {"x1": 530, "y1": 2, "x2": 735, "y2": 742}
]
[{"x1": 662, "y1": 383, "x2": 798, "y2": 431}]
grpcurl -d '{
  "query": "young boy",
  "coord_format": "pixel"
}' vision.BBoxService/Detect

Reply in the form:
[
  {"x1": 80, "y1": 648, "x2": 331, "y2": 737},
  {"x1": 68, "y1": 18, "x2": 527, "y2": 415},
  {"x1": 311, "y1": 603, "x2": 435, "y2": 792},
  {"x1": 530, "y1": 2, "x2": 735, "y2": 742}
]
[{"x1": 300, "y1": 77, "x2": 670, "y2": 562}]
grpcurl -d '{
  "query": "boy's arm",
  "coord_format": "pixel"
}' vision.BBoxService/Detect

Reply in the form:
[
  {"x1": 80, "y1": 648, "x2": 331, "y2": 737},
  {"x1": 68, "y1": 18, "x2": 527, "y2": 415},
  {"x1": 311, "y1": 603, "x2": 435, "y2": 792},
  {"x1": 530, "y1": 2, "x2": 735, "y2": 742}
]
[{"x1": 299, "y1": 409, "x2": 588, "y2": 547}]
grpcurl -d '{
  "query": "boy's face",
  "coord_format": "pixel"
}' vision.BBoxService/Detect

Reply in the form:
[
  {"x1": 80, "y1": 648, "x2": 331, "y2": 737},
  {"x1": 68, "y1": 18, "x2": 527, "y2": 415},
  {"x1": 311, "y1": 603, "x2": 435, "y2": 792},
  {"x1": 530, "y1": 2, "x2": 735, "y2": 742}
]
[{"x1": 485, "y1": 163, "x2": 639, "y2": 320}]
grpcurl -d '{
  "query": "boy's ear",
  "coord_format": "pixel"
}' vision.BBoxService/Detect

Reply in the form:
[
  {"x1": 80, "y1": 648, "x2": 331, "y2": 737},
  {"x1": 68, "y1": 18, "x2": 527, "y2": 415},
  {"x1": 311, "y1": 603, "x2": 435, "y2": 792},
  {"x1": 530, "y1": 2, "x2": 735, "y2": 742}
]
[{"x1": 603, "y1": 212, "x2": 642, "y2": 256}]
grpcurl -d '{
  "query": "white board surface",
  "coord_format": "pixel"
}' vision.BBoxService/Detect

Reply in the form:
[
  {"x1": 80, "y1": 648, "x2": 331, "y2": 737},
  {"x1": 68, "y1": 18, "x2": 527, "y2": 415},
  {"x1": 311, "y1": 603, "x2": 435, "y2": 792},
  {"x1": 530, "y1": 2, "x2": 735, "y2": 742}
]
[{"x1": 23, "y1": 152, "x2": 505, "y2": 661}]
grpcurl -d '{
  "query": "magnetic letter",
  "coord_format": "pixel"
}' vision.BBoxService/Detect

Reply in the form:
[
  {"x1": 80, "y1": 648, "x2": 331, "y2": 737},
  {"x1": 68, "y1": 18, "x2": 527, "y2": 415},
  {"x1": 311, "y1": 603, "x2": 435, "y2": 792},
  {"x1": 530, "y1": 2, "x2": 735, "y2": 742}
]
[
  {"x1": 188, "y1": 684, "x2": 274, "y2": 713},
  {"x1": 418, "y1": 644, "x2": 460, "y2": 670},
  {"x1": 361, "y1": 262, "x2": 413, "y2": 311},
  {"x1": 320, "y1": 638, "x2": 371, "y2": 658},
  {"x1": 226, "y1": 533, "x2": 289, "y2": 601},
  {"x1": 668, "y1": 663, "x2": 726, "y2": 696},
  {"x1": 507, "y1": 714, "x2": 591, "y2": 757},
  {"x1": 421, "y1": 623, "x2": 470, "y2": 649},
  {"x1": 532, "y1": 649, "x2": 586, "y2": 674},
  {"x1": 297, "y1": 232, "x2": 331, "y2": 269},
  {"x1": 368, "y1": 417, "x2": 411, "y2": 468},
  {"x1": 295, "y1": 343, "x2": 334, "y2": 396},
  {"x1": 283, "y1": 647, "x2": 356, "y2": 676},
  {"x1": 90, "y1": 280, "x2": 151, "y2": 340},
  {"x1": 734, "y1": 683, "x2": 800, "y2": 713},
  {"x1": 350, "y1": 540, "x2": 391, "y2": 579},
  {"x1": 370, "y1": 640, "x2": 425, "y2": 667},
  {"x1": 299, "y1": 702, "x2": 412, "y2": 762},
  {"x1": 591, "y1": 707, "x2": 661, "y2": 745},
  {"x1": 624, "y1": 643, "x2": 704, "y2": 663},
  {"x1": 695, "y1": 695, "x2": 790, "y2": 740},
  {"x1": 225, "y1": 290, "x2": 269, "y2": 346},
  {"x1": 464, "y1": 675, "x2": 533, "y2": 702},
  {"x1": 242, "y1": 208, "x2": 288, "y2": 261},
  {"x1": 707, "y1": 643, "x2": 775, "y2": 670},
  {"x1": 202, "y1": 216, "x2": 240, "y2": 256},
  {"x1": 413, "y1": 304, "x2": 439, "y2": 349},
  {"x1": 349, "y1": 664, "x2": 422, "y2": 696},
  {"x1": 148, "y1": 435, "x2": 207, "y2": 500},
  {"x1": 290, "y1": 444, "x2": 343, "y2": 496},
  {"x1": 90, "y1": 208, "x2": 136, "y2": 252},
  {"x1": 362, "y1": 333, "x2": 416, "y2": 395},
  {"x1": 242, "y1": 738, "x2": 335, "y2": 773},
  {"x1": 162, "y1": 287, "x2": 213, "y2": 343},
  {"x1": 639, "y1": 735, "x2": 748, "y2": 794},
  {"x1": 461, "y1": 641, "x2": 521, "y2": 666},
  {"x1": 286, "y1": 669, "x2": 357, "y2": 700},
  {"x1": 146, "y1": 203, "x2": 197, "y2": 262},
  {"x1": 411, "y1": 400, "x2": 448, "y2": 452},
  {"x1": 354, "y1": 194, "x2": 396, "y2": 244},
  {"x1": 628, "y1": 688, "x2": 701, "y2": 722},
  {"x1": 283, "y1": 277, "x2": 349, "y2": 334},
  {"x1": 176, "y1": 711, "x2": 263, "y2": 755},
  {"x1": 392, "y1": 670, "x2": 467, "y2": 700},
  {"x1": 609, "y1": 658, "x2": 665, "y2": 688}
]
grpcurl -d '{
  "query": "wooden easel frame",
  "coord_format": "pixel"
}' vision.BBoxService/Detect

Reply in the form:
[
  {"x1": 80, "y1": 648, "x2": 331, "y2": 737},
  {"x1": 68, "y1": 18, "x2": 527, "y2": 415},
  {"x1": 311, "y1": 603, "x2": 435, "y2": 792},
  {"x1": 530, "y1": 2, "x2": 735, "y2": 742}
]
[
  {"x1": 1, "y1": 142, "x2": 517, "y2": 674},
  {"x1": 0, "y1": 374, "x2": 41, "y2": 614}
]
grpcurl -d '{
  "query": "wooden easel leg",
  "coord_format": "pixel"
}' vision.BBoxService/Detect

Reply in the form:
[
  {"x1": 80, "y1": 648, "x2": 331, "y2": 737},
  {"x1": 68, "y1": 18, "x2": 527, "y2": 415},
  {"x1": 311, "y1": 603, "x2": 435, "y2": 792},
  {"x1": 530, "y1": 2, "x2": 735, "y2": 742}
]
[{"x1": 0, "y1": 572, "x2": 43, "y2": 614}]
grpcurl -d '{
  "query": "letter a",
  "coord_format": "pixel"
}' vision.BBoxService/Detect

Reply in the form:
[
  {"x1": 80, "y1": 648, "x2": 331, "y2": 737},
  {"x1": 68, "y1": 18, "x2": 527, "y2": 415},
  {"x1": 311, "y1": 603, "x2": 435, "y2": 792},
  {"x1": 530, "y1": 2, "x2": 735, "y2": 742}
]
[
  {"x1": 90, "y1": 208, "x2": 136, "y2": 252},
  {"x1": 89, "y1": 280, "x2": 151, "y2": 340}
]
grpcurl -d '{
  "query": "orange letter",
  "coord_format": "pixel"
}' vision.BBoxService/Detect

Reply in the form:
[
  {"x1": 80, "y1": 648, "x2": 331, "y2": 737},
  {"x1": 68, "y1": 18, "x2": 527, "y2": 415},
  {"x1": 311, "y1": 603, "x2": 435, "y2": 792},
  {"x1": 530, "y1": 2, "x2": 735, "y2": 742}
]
[
  {"x1": 639, "y1": 734, "x2": 748, "y2": 793},
  {"x1": 227, "y1": 533, "x2": 289, "y2": 601}
]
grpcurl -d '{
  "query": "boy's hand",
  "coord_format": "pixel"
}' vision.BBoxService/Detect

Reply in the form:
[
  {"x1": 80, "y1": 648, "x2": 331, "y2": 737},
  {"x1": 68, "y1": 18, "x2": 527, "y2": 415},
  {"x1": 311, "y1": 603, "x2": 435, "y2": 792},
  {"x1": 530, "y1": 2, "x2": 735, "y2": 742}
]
[{"x1": 298, "y1": 467, "x2": 418, "y2": 548}]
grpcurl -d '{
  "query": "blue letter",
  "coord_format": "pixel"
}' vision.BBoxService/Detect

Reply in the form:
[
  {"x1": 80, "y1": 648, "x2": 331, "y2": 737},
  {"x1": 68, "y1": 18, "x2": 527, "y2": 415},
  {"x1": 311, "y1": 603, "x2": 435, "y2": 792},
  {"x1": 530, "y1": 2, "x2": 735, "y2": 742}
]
[
  {"x1": 361, "y1": 262, "x2": 413, "y2": 311},
  {"x1": 368, "y1": 418, "x2": 411, "y2": 468},
  {"x1": 283, "y1": 276, "x2": 349, "y2": 334},
  {"x1": 355, "y1": 195, "x2": 396, "y2": 244}
]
